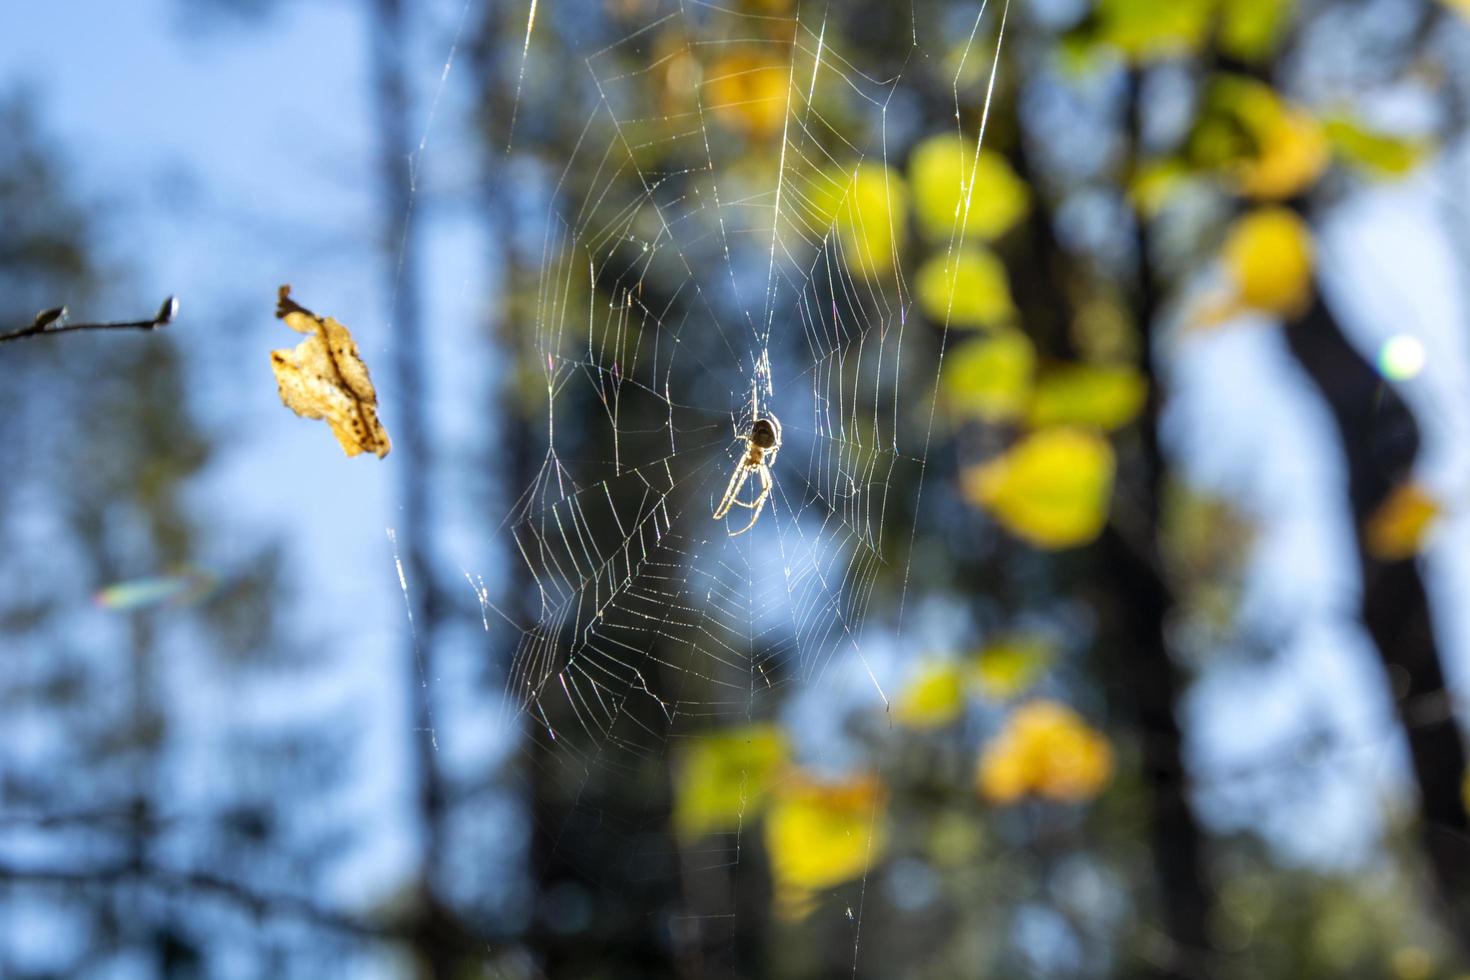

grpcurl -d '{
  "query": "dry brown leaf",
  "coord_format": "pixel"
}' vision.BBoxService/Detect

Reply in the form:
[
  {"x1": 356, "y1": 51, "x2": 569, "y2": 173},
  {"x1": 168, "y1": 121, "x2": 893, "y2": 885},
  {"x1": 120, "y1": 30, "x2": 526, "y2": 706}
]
[{"x1": 271, "y1": 285, "x2": 391, "y2": 458}]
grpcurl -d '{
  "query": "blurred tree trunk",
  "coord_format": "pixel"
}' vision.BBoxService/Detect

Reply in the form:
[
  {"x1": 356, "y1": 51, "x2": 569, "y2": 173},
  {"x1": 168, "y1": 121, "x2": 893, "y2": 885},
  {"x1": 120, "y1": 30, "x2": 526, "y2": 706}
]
[
  {"x1": 1284, "y1": 290, "x2": 1470, "y2": 954},
  {"x1": 366, "y1": 0, "x2": 455, "y2": 971},
  {"x1": 1004, "y1": 72, "x2": 1217, "y2": 974}
]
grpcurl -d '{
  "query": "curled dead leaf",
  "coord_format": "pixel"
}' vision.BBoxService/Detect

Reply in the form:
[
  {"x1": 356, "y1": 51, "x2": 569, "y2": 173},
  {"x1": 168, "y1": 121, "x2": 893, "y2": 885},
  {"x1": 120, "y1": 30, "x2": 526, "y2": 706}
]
[{"x1": 271, "y1": 285, "x2": 391, "y2": 459}]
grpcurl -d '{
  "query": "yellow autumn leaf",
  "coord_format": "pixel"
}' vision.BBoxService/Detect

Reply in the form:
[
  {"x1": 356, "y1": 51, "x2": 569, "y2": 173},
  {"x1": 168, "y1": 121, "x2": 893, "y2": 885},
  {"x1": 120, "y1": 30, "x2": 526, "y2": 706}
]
[
  {"x1": 941, "y1": 330, "x2": 1036, "y2": 423},
  {"x1": 970, "y1": 636, "x2": 1052, "y2": 700},
  {"x1": 1095, "y1": 0, "x2": 1212, "y2": 60},
  {"x1": 1028, "y1": 362, "x2": 1148, "y2": 432},
  {"x1": 961, "y1": 429, "x2": 1116, "y2": 549},
  {"x1": 832, "y1": 163, "x2": 907, "y2": 276},
  {"x1": 909, "y1": 134, "x2": 1030, "y2": 244},
  {"x1": 706, "y1": 50, "x2": 789, "y2": 140},
  {"x1": 766, "y1": 772, "x2": 887, "y2": 921},
  {"x1": 892, "y1": 661, "x2": 966, "y2": 729},
  {"x1": 1237, "y1": 107, "x2": 1329, "y2": 200},
  {"x1": 1324, "y1": 117, "x2": 1431, "y2": 178},
  {"x1": 674, "y1": 724, "x2": 788, "y2": 840},
  {"x1": 272, "y1": 285, "x2": 391, "y2": 458},
  {"x1": 1364, "y1": 482, "x2": 1440, "y2": 561},
  {"x1": 1197, "y1": 77, "x2": 1328, "y2": 200},
  {"x1": 1222, "y1": 207, "x2": 1315, "y2": 317},
  {"x1": 916, "y1": 246, "x2": 1016, "y2": 329},
  {"x1": 976, "y1": 700, "x2": 1114, "y2": 804}
]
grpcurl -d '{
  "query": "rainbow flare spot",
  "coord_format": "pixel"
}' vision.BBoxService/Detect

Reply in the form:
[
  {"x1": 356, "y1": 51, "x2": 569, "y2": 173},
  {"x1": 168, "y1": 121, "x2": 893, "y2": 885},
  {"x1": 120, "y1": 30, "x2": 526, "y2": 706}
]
[{"x1": 94, "y1": 570, "x2": 216, "y2": 611}]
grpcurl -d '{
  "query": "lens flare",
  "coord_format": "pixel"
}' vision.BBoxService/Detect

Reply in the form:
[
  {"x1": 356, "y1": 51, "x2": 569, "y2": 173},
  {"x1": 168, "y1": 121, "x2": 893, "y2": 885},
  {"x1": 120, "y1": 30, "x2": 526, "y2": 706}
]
[
  {"x1": 1377, "y1": 334, "x2": 1425, "y2": 381},
  {"x1": 94, "y1": 569, "x2": 215, "y2": 611}
]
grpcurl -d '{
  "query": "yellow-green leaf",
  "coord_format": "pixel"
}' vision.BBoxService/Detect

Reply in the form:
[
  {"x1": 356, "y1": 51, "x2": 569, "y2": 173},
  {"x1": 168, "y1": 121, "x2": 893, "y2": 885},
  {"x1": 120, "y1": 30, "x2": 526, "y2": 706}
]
[
  {"x1": 917, "y1": 246, "x2": 1016, "y2": 329},
  {"x1": 962, "y1": 429, "x2": 1116, "y2": 549},
  {"x1": 1096, "y1": 0, "x2": 1212, "y2": 61},
  {"x1": 942, "y1": 330, "x2": 1036, "y2": 423},
  {"x1": 970, "y1": 636, "x2": 1053, "y2": 700},
  {"x1": 1325, "y1": 117, "x2": 1431, "y2": 178},
  {"x1": 833, "y1": 163, "x2": 907, "y2": 276},
  {"x1": 909, "y1": 134, "x2": 1030, "y2": 244},
  {"x1": 893, "y1": 660, "x2": 966, "y2": 728},
  {"x1": 674, "y1": 724, "x2": 787, "y2": 840},
  {"x1": 766, "y1": 773, "x2": 887, "y2": 921},
  {"x1": 1028, "y1": 363, "x2": 1148, "y2": 432}
]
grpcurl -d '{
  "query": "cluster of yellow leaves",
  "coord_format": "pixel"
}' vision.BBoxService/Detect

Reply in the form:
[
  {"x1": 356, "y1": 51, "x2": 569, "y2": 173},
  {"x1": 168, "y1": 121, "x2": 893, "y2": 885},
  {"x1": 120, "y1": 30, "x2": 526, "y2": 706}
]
[
  {"x1": 908, "y1": 134, "x2": 1029, "y2": 330},
  {"x1": 706, "y1": 49, "x2": 789, "y2": 140},
  {"x1": 271, "y1": 286, "x2": 391, "y2": 459},
  {"x1": 890, "y1": 637, "x2": 1055, "y2": 730},
  {"x1": 961, "y1": 429, "x2": 1116, "y2": 549},
  {"x1": 1364, "y1": 482, "x2": 1441, "y2": 562},
  {"x1": 765, "y1": 772, "x2": 887, "y2": 921},
  {"x1": 673, "y1": 724, "x2": 787, "y2": 840},
  {"x1": 977, "y1": 700, "x2": 1114, "y2": 805},
  {"x1": 1207, "y1": 76, "x2": 1330, "y2": 200}
]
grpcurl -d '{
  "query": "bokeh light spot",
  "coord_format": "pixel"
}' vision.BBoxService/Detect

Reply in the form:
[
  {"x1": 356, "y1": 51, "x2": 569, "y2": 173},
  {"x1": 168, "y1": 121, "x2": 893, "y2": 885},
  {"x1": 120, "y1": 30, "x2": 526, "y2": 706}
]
[{"x1": 1377, "y1": 334, "x2": 1425, "y2": 381}]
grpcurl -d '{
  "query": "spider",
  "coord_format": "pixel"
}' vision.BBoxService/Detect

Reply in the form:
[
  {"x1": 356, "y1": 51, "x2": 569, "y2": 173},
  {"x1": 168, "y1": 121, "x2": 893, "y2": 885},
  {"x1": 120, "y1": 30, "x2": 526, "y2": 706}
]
[{"x1": 713, "y1": 386, "x2": 782, "y2": 536}]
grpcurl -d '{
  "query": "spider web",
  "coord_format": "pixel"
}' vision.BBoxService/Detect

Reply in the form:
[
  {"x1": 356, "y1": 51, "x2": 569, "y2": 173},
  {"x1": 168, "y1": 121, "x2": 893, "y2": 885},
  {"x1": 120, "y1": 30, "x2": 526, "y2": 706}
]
[
  {"x1": 463, "y1": 0, "x2": 1011, "y2": 961},
  {"x1": 499, "y1": 4, "x2": 939, "y2": 755}
]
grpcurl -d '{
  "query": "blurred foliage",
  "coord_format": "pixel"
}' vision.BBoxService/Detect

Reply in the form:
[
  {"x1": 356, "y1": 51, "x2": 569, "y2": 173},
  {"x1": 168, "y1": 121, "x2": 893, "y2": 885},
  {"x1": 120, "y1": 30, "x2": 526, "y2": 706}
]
[
  {"x1": 675, "y1": 724, "x2": 788, "y2": 839},
  {"x1": 1364, "y1": 481, "x2": 1442, "y2": 562},
  {"x1": 942, "y1": 329, "x2": 1036, "y2": 422},
  {"x1": 961, "y1": 429, "x2": 1117, "y2": 549},
  {"x1": 766, "y1": 772, "x2": 888, "y2": 922},
  {"x1": 917, "y1": 246, "x2": 1017, "y2": 329},
  {"x1": 976, "y1": 700, "x2": 1115, "y2": 804}
]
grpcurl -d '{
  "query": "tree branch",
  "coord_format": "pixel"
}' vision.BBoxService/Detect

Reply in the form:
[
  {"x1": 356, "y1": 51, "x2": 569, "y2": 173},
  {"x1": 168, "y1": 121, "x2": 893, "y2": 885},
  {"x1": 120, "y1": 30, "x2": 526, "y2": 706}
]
[
  {"x1": 0, "y1": 859, "x2": 402, "y2": 941},
  {"x1": 0, "y1": 296, "x2": 178, "y2": 346}
]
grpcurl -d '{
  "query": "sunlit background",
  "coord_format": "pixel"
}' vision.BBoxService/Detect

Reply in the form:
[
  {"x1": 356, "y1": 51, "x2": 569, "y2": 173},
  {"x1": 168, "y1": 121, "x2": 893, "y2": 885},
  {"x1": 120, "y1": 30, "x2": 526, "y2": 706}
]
[{"x1": 5, "y1": 0, "x2": 1470, "y2": 977}]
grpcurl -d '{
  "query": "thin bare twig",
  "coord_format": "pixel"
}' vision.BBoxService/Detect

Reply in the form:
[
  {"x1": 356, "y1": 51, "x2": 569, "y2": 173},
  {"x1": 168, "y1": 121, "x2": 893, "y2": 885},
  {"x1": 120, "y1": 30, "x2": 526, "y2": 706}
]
[{"x1": 0, "y1": 296, "x2": 178, "y2": 346}]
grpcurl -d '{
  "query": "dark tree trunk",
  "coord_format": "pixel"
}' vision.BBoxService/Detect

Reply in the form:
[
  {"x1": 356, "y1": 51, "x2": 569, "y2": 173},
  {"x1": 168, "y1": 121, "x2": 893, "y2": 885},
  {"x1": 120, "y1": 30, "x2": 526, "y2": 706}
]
[{"x1": 1284, "y1": 290, "x2": 1470, "y2": 953}]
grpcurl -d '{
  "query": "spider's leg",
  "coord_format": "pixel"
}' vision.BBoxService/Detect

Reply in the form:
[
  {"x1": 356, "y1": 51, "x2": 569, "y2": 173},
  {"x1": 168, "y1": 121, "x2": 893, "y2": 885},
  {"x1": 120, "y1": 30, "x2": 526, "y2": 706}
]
[
  {"x1": 713, "y1": 458, "x2": 752, "y2": 521},
  {"x1": 726, "y1": 464, "x2": 772, "y2": 536}
]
